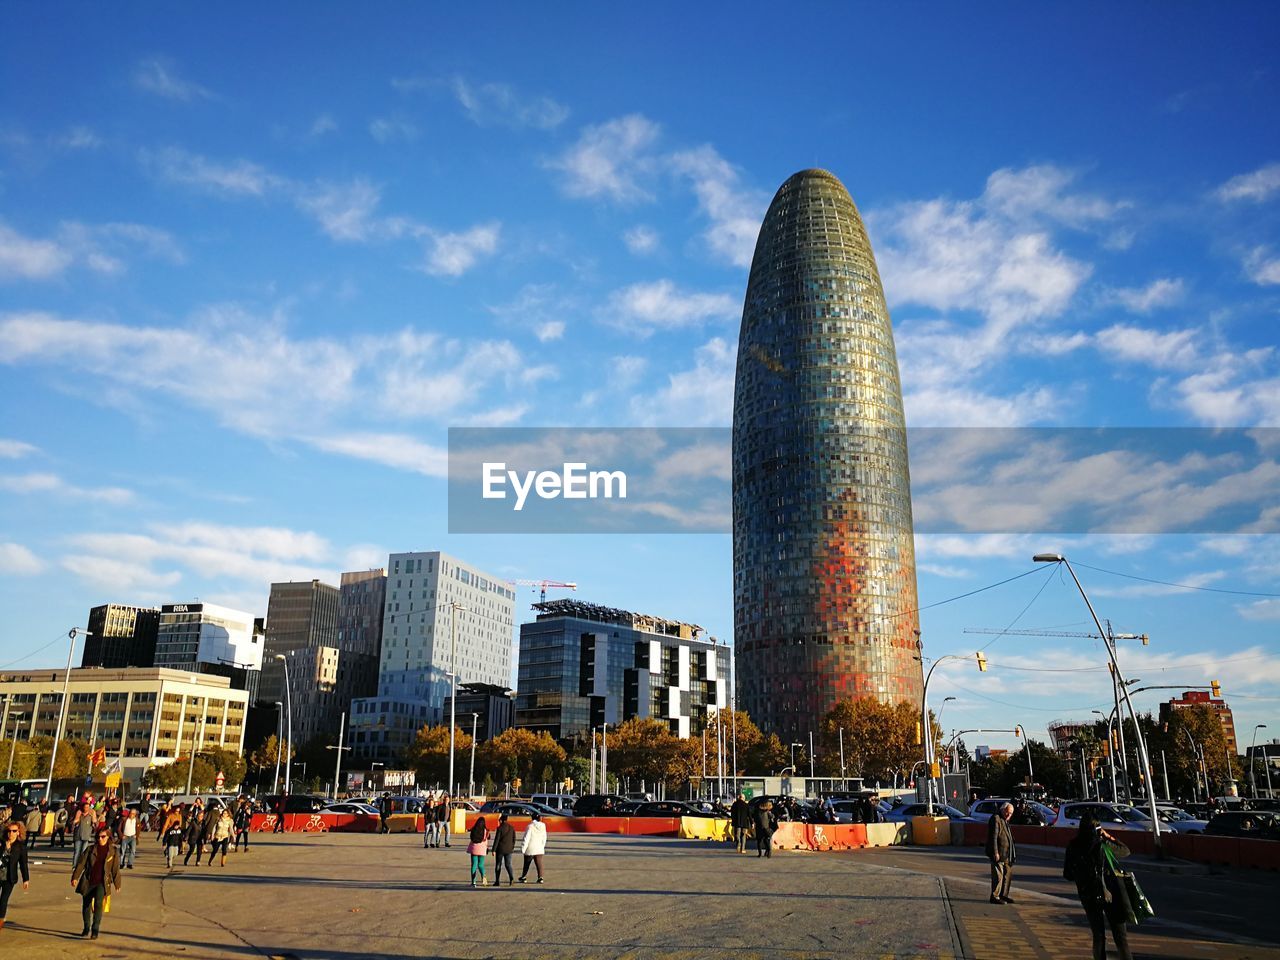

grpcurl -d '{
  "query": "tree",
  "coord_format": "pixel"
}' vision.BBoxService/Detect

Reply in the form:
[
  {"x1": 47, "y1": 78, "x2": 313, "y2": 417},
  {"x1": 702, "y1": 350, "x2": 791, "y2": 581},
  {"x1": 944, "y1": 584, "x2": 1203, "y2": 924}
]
[
  {"x1": 143, "y1": 753, "x2": 217, "y2": 792},
  {"x1": 817, "y1": 699, "x2": 937, "y2": 782},
  {"x1": 602, "y1": 718, "x2": 683, "y2": 785},
  {"x1": 26, "y1": 736, "x2": 89, "y2": 780},
  {"x1": 248, "y1": 734, "x2": 294, "y2": 772},
  {"x1": 403, "y1": 724, "x2": 472, "y2": 787},
  {"x1": 477, "y1": 728, "x2": 566, "y2": 784},
  {"x1": 1146, "y1": 705, "x2": 1229, "y2": 799},
  {"x1": 201, "y1": 745, "x2": 247, "y2": 788}
]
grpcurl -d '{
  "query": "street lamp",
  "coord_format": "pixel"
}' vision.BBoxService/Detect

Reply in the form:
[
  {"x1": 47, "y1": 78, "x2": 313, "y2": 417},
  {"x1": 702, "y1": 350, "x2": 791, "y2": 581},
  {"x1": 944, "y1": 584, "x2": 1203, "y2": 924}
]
[
  {"x1": 446, "y1": 602, "x2": 466, "y2": 797},
  {"x1": 272, "y1": 701, "x2": 284, "y2": 794},
  {"x1": 917, "y1": 636, "x2": 988, "y2": 814},
  {"x1": 789, "y1": 742, "x2": 801, "y2": 774},
  {"x1": 938, "y1": 697, "x2": 956, "y2": 771},
  {"x1": 6, "y1": 711, "x2": 27, "y2": 779},
  {"x1": 1251, "y1": 724, "x2": 1269, "y2": 798},
  {"x1": 1093, "y1": 710, "x2": 1118, "y2": 802},
  {"x1": 1034, "y1": 554, "x2": 1162, "y2": 848},
  {"x1": 45, "y1": 627, "x2": 91, "y2": 804},
  {"x1": 274, "y1": 654, "x2": 294, "y2": 795},
  {"x1": 326, "y1": 711, "x2": 351, "y2": 801},
  {"x1": 469, "y1": 712, "x2": 479, "y2": 796}
]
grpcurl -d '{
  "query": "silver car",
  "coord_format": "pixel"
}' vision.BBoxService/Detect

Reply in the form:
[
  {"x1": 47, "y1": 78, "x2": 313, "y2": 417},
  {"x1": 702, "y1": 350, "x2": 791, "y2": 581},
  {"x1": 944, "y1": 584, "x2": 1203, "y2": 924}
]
[{"x1": 1154, "y1": 804, "x2": 1208, "y2": 834}]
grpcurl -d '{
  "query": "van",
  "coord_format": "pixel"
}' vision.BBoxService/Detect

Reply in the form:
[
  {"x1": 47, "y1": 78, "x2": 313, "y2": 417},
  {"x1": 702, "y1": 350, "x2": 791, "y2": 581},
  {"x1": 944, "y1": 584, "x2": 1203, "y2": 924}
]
[{"x1": 530, "y1": 793, "x2": 577, "y2": 812}]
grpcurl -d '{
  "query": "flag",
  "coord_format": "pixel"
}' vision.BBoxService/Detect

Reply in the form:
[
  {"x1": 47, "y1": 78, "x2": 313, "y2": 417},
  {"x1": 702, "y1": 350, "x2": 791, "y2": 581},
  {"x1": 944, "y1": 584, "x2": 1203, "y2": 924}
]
[
  {"x1": 89, "y1": 746, "x2": 107, "y2": 769},
  {"x1": 103, "y1": 758, "x2": 122, "y2": 776}
]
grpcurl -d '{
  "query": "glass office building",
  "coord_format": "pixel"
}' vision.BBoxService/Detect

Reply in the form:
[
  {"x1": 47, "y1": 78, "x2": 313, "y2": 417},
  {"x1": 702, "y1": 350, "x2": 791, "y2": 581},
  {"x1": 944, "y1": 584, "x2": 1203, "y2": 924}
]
[{"x1": 733, "y1": 169, "x2": 923, "y2": 742}]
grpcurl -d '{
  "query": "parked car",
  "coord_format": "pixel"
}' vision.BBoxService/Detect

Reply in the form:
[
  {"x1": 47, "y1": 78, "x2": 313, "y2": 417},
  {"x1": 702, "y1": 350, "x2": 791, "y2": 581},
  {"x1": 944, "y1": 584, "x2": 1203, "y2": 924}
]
[
  {"x1": 632, "y1": 800, "x2": 706, "y2": 818},
  {"x1": 261, "y1": 793, "x2": 328, "y2": 814},
  {"x1": 478, "y1": 800, "x2": 568, "y2": 818},
  {"x1": 883, "y1": 802, "x2": 974, "y2": 823},
  {"x1": 530, "y1": 793, "x2": 578, "y2": 812},
  {"x1": 1204, "y1": 811, "x2": 1280, "y2": 840},
  {"x1": 319, "y1": 802, "x2": 378, "y2": 815},
  {"x1": 1153, "y1": 804, "x2": 1208, "y2": 834},
  {"x1": 1051, "y1": 801, "x2": 1170, "y2": 834},
  {"x1": 572, "y1": 794, "x2": 628, "y2": 817},
  {"x1": 969, "y1": 798, "x2": 1056, "y2": 826}
]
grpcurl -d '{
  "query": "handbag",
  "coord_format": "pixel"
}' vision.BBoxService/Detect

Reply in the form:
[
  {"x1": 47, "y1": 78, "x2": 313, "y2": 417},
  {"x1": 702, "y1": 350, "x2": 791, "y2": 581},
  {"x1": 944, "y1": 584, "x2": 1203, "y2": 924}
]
[{"x1": 1102, "y1": 844, "x2": 1154, "y2": 924}]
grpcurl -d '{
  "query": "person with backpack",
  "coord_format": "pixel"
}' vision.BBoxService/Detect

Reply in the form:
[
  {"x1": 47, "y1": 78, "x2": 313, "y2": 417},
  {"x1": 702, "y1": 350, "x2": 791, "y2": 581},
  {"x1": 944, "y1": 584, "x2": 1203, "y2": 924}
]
[
  {"x1": 1063, "y1": 815, "x2": 1134, "y2": 960},
  {"x1": 162, "y1": 814, "x2": 184, "y2": 869},
  {"x1": 467, "y1": 816, "x2": 491, "y2": 888},
  {"x1": 492, "y1": 812, "x2": 516, "y2": 886}
]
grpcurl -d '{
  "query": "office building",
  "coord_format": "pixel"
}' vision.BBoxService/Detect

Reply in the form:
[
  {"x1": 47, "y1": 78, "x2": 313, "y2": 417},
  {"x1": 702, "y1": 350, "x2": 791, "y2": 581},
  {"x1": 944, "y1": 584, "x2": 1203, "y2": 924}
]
[
  {"x1": 515, "y1": 599, "x2": 730, "y2": 743},
  {"x1": 732, "y1": 168, "x2": 922, "y2": 742},
  {"x1": 443, "y1": 682, "x2": 515, "y2": 742},
  {"x1": 0, "y1": 667, "x2": 248, "y2": 789},
  {"x1": 153, "y1": 601, "x2": 263, "y2": 674},
  {"x1": 82, "y1": 604, "x2": 160, "y2": 668},
  {"x1": 349, "y1": 551, "x2": 516, "y2": 762}
]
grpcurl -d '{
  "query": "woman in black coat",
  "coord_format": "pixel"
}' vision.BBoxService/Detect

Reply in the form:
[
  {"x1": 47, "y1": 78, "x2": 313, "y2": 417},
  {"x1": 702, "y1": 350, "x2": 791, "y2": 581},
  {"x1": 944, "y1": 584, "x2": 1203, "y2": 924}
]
[
  {"x1": 752, "y1": 801, "x2": 778, "y2": 859},
  {"x1": 1, "y1": 820, "x2": 31, "y2": 932},
  {"x1": 491, "y1": 812, "x2": 517, "y2": 886},
  {"x1": 1062, "y1": 815, "x2": 1133, "y2": 960}
]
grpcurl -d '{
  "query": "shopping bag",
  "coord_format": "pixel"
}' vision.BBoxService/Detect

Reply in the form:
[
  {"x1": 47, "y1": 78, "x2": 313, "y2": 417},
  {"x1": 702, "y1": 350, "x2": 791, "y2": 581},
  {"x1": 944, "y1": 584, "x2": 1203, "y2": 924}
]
[
  {"x1": 1121, "y1": 873, "x2": 1155, "y2": 923},
  {"x1": 104, "y1": 894, "x2": 111, "y2": 914}
]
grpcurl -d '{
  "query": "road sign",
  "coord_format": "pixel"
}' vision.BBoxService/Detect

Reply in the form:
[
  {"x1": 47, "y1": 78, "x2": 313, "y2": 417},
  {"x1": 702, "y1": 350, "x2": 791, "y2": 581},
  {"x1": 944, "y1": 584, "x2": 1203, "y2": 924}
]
[{"x1": 215, "y1": 771, "x2": 225, "y2": 789}]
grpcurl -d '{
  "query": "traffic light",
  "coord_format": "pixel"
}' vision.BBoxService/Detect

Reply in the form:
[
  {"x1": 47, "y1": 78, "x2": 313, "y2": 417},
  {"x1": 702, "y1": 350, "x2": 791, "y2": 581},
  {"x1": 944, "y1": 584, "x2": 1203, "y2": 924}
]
[
  {"x1": 915, "y1": 721, "x2": 922, "y2": 745},
  {"x1": 1211, "y1": 680, "x2": 1221, "y2": 698},
  {"x1": 976, "y1": 652, "x2": 988, "y2": 672},
  {"x1": 929, "y1": 762, "x2": 941, "y2": 778},
  {"x1": 1014, "y1": 725, "x2": 1023, "y2": 738}
]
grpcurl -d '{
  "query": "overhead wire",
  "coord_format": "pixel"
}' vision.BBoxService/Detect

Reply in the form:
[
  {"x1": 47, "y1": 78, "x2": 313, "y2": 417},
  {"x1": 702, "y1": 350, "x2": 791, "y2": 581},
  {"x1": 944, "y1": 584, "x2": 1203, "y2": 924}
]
[
  {"x1": 1073, "y1": 560, "x2": 1280, "y2": 598},
  {"x1": 0, "y1": 634, "x2": 69, "y2": 670}
]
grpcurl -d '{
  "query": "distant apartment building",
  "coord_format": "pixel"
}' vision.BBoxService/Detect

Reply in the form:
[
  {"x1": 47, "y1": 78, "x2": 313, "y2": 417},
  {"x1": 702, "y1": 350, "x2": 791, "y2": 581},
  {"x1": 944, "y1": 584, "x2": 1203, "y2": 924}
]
[
  {"x1": 82, "y1": 604, "x2": 160, "y2": 668},
  {"x1": 515, "y1": 599, "x2": 730, "y2": 743},
  {"x1": 349, "y1": 551, "x2": 516, "y2": 762},
  {"x1": 153, "y1": 602, "x2": 263, "y2": 674},
  {"x1": 259, "y1": 579, "x2": 340, "y2": 745},
  {"x1": 0, "y1": 667, "x2": 248, "y2": 789},
  {"x1": 443, "y1": 682, "x2": 515, "y2": 742},
  {"x1": 1158, "y1": 690, "x2": 1239, "y2": 754}
]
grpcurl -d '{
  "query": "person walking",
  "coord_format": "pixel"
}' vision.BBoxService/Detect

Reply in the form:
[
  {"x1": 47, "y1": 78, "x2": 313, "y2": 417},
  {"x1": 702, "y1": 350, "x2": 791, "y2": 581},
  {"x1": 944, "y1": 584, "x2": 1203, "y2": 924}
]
[
  {"x1": 200, "y1": 801, "x2": 219, "y2": 853},
  {"x1": 423, "y1": 795, "x2": 439, "y2": 848},
  {"x1": 1063, "y1": 815, "x2": 1134, "y2": 960},
  {"x1": 233, "y1": 798, "x2": 252, "y2": 853},
  {"x1": 119, "y1": 810, "x2": 138, "y2": 870},
  {"x1": 23, "y1": 803, "x2": 42, "y2": 843},
  {"x1": 0, "y1": 820, "x2": 31, "y2": 933},
  {"x1": 730, "y1": 793, "x2": 751, "y2": 854},
  {"x1": 986, "y1": 801, "x2": 1017, "y2": 904},
  {"x1": 378, "y1": 793, "x2": 392, "y2": 834},
  {"x1": 71, "y1": 826, "x2": 121, "y2": 940},
  {"x1": 71, "y1": 799, "x2": 97, "y2": 868},
  {"x1": 517, "y1": 811, "x2": 547, "y2": 883},
  {"x1": 182, "y1": 800, "x2": 205, "y2": 866},
  {"x1": 50, "y1": 801, "x2": 69, "y2": 848},
  {"x1": 272, "y1": 794, "x2": 288, "y2": 834},
  {"x1": 437, "y1": 794, "x2": 452, "y2": 848},
  {"x1": 208, "y1": 807, "x2": 234, "y2": 867},
  {"x1": 492, "y1": 812, "x2": 516, "y2": 886},
  {"x1": 467, "y1": 816, "x2": 491, "y2": 888},
  {"x1": 752, "y1": 800, "x2": 777, "y2": 858},
  {"x1": 162, "y1": 815, "x2": 183, "y2": 870}
]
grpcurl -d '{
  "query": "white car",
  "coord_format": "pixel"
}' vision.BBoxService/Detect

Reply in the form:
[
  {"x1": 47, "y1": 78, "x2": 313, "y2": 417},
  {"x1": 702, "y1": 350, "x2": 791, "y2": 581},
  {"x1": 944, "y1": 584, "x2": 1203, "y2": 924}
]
[
  {"x1": 320, "y1": 802, "x2": 378, "y2": 815},
  {"x1": 1154, "y1": 804, "x2": 1208, "y2": 834},
  {"x1": 883, "y1": 802, "x2": 974, "y2": 822},
  {"x1": 1052, "y1": 801, "x2": 1171, "y2": 834}
]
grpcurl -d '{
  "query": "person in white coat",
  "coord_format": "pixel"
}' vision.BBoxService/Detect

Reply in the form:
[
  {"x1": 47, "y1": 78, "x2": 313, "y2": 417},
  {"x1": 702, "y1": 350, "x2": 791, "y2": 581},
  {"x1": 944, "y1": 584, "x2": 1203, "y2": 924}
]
[{"x1": 517, "y1": 811, "x2": 547, "y2": 884}]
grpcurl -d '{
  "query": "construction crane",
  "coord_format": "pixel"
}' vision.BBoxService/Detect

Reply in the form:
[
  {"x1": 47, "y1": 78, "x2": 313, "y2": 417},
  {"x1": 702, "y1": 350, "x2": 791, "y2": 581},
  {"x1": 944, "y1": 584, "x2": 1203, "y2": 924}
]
[
  {"x1": 514, "y1": 579, "x2": 578, "y2": 603},
  {"x1": 964, "y1": 623, "x2": 1148, "y2": 644}
]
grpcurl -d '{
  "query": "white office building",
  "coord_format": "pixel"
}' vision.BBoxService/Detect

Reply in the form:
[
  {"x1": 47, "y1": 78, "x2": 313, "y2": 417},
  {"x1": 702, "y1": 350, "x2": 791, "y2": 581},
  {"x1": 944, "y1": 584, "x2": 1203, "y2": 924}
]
[
  {"x1": 350, "y1": 551, "x2": 517, "y2": 762},
  {"x1": 154, "y1": 602, "x2": 263, "y2": 672}
]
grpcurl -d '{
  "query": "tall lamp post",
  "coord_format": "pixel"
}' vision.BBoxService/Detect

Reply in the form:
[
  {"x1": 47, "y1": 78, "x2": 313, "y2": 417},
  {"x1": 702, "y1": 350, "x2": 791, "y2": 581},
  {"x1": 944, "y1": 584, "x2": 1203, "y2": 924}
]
[
  {"x1": 6, "y1": 712, "x2": 27, "y2": 779},
  {"x1": 273, "y1": 654, "x2": 294, "y2": 795},
  {"x1": 446, "y1": 602, "x2": 466, "y2": 797},
  {"x1": 326, "y1": 711, "x2": 351, "y2": 800},
  {"x1": 45, "y1": 628, "x2": 90, "y2": 803},
  {"x1": 937, "y1": 697, "x2": 956, "y2": 771},
  {"x1": 1251, "y1": 724, "x2": 1269, "y2": 797},
  {"x1": 1093, "y1": 710, "x2": 1119, "y2": 802},
  {"x1": 917, "y1": 638, "x2": 988, "y2": 815},
  {"x1": 1014, "y1": 724, "x2": 1034, "y2": 787},
  {"x1": 469, "y1": 712, "x2": 479, "y2": 796},
  {"x1": 1034, "y1": 554, "x2": 1161, "y2": 848},
  {"x1": 272, "y1": 701, "x2": 284, "y2": 794}
]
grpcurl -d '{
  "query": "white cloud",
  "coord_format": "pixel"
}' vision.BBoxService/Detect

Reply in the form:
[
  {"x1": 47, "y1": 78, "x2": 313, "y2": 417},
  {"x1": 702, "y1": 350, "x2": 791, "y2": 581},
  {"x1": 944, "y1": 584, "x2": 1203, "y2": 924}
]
[
  {"x1": 1171, "y1": 347, "x2": 1280, "y2": 426},
  {"x1": 1244, "y1": 246, "x2": 1280, "y2": 286},
  {"x1": 628, "y1": 337, "x2": 735, "y2": 426},
  {"x1": 546, "y1": 114, "x2": 661, "y2": 202},
  {"x1": 58, "y1": 126, "x2": 101, "y2": 150},
  {"x1": 144, "y1": 146, "x2": 281, "y2": 196},
  {"x1": 1102, "y1": 277, "x2": 1185, "y2": 313},
  {"x1": 0, "y1": 222, "x2": 73, "y2": 280},
  {"x1": 0, "y1": 472, "x2": 132, "y2": 503},
  {"x1": 0, "y1": 542, "x2": 43, "y2": 575},
  {"x1": 1215, "y1": 162, "x2": 1280, "y2": 203},
  {"x1": 1239, "y1": 598, "x2": 1280, "y2": 621},
  {"x1": 295, "y1": 180, "x2": 385, "y2": 242},
  {"x1": 0, "y1": 439, "x2": 37, "y2": 459},
  {"x1": 668, "y1": 146, "x2": 766, "y2": 267},
  {"x1": 904, "y1": 384, "x2": 1060, "y2": 427},
  {"x1": 601, "y1": 279, "x2": 738, "y2": 335},
  {"x1": 368, "y1": 115, "x2": 420, "y2": 143},
  {"x1": 133, "y1": 57, "x2": 215, "y2": 102},
  {"x1": 304, "y1": 433, "x2": 450, "y2": 477},
  {"x1": 535, "y1": 321, "x2": 565, "y2": 342},
  {"x1": 422, "y1": 223, "x2": 501, "y2": 276},
  {"x1": 1095, "y1": 324, "x2": 1198, "y2": 370},
  {"x1": 451, "y1": 78, "x2": 568, "y2": 130},
  {"x1": 623, "y1": 225, "x2": 660, "y2": 255},
  {"x1": 309, "y1": 114, "x2": 338, "y2": 137},
  {"x1": 982, "y1": 165, "x2": 1127, "y2": 228}
]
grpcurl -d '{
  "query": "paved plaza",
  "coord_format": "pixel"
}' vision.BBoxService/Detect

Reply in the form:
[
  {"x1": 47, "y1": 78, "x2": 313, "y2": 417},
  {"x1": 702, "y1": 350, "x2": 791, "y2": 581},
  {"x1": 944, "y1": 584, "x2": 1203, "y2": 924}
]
[{"x1": 1, "y1": 832, "x2": 1276, "y2": 960}]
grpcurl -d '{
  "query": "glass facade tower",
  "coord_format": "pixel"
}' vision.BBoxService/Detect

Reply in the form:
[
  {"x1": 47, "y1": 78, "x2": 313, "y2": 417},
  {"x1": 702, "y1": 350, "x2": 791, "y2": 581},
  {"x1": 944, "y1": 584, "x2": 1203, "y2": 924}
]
[{"x1": 732, "y1": 169, "x2": 923, "y2": 743}]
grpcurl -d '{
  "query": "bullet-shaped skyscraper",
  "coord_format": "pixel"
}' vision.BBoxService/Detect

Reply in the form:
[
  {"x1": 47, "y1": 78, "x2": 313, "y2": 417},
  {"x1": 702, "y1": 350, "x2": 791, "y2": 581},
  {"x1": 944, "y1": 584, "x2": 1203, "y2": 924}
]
[{"x1": 733, "y1": 169, "x2": 923, "y2": 742}]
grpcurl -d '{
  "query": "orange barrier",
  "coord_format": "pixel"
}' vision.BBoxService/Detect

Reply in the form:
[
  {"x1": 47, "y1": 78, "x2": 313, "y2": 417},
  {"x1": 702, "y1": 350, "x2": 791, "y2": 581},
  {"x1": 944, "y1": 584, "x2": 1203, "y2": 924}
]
[{"x1": 250, "y1": 812, "x2": 379, "y2": 833}]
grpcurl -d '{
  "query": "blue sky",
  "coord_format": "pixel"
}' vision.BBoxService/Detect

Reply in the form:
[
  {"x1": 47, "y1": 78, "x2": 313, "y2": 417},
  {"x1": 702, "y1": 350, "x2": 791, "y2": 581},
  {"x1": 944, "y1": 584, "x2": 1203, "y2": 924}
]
[{"x1": 2, "y1": 3, "x2": 1278, "y2": 754}]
